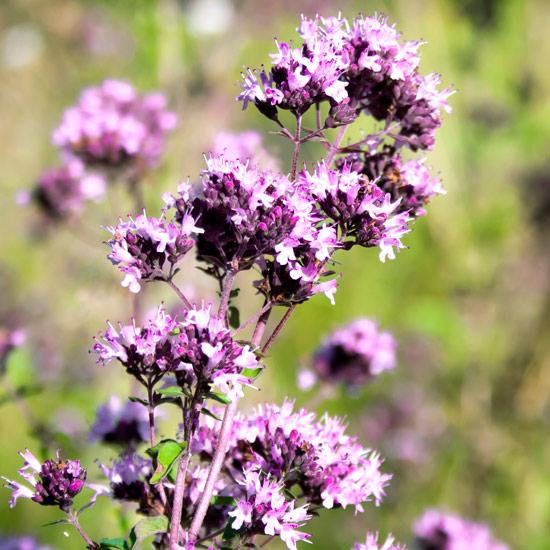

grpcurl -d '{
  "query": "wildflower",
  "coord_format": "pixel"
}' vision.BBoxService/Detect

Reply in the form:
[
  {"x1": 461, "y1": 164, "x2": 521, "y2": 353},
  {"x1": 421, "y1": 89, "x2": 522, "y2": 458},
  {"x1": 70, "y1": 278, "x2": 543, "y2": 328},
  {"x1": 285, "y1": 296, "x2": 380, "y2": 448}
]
[
  {"x1": 31, "y1": 160, "x2": 105, "y2": 221},
  {"x1": 300, "y1": 161, "x2": 412, "y2": 259},
  {"x1": 0, "y1": 533, "x2": 49, "y2": 550},
  {"x1": 89, "y1": 395, "x2": 150, "y2": 447},
  {"x1": 2, "y1": 449, "x2": 86, "y2": 512},
  {"x1": 299, "y1": 317, "x2": 396, "y2": 390},
  {"x1": 93, "y1": 305, "x2": 262, "y2": 402},
  {"x1": 413, "y1": 510, "x2": 509, "y2": 550},
  {"x1": 352, "y1": 532, "x2": 405, "y2": 550},
  {"x1": 104, "y1": 208, "x2": 198, "y2": 293},
  {"x1": 52, "y1": 79, "x2": 177, "y2": 174},
  {"x1": 229, "y1": 468, "x2": 312, "y2": 550},
  {"x1": 212, "y1": 400, "x2": 392, "y2": 513}
]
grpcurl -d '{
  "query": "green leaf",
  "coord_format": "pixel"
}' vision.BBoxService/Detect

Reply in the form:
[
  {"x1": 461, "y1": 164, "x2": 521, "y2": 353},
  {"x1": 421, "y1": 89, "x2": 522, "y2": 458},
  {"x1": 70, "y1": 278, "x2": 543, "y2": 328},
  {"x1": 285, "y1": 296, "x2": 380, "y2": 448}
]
[
  {"x1": 128, "y1": 396, "x2": 148, "y2": 406},
  {"x1": 229, "y1": 288, "x2": 241, "y2": 298},
  {"x1": 201, "y1": 407, "x2": 222, "y2": 421},
  {"x1": 43, "y1": 519, "x2": 70, "y2": 527},
  {"x1": 282, "y1": 487, "x2": 297, "y2": 500},
  {"x1": 205, "y1": 391, "x2": 232, "y2": 404},
  {"x1": 98, "y1": 538, "x2": 129, "y2": 550},
  {"x1": 155, "y1": 386, "x2": 186, "y2": 399},
  {"x1": 228, "y1": 306, "x2": 240, "y2": 330},
  {"x1": 242, "y1": 367, "x2": 263, "y2": 379},
  {"x1": 209, "y1": 495, "x2": 236, "y2": 506},
  {"x1": 222, "y1": 519, "x2": 241, "y2": 541},
  {"x1": 128, "y1": 516, "x2": 169, "y2": 549},
  {"x1": 149, "y1": 441, "x2": 187, "y2": 484}
]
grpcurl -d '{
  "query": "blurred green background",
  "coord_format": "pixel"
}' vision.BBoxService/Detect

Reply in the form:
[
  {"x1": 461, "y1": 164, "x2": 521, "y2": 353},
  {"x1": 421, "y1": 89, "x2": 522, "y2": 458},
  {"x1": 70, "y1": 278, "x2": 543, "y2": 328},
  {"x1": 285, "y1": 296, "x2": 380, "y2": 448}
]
[{"x1": 0, "y1": 0, "x2": 549, "y2": 549}]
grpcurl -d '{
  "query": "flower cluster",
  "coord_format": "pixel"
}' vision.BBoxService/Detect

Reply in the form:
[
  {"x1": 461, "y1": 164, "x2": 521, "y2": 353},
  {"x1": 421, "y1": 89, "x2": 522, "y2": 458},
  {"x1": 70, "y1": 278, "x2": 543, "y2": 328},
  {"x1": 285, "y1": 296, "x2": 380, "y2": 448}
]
[
  {"x1": 338, "y1": 148, "x2": 445, "y2": 219},
  {"x1": 238, "y1": 14, "x2": 453, "y2": 150},
  {"x1": 93, "y1": 305, "x2": 261, "y2": 401},
  {"x1": 89, "y1": 395, "x2": 150, "y2": 447},
  {"x1": 299, "y1": 317, "x2": 396, "y2": 391},
  {"x1": 105, "y1": 193, "x2": 200, "y2": 293},
  {"x1": 53, "y1": 79, "x2": 178, "y2": 173},
  {"x1": 209, "y1": 400, "x2": 392, "y2": 513},
  {"x1": 26, "y1": 160, "x2": 106, "y2": 221},
  {"x1": 413, "y1": 510, "x2": 509, "y2": 550},
  {"x1": 352, "y1": 532, "x2": 405, "y2": 550},
  {"x1": 229, "y1": 468, "x2": 312, "y2": 550},
  {"x1": 2, "y1": 450, "x2": 86, "y2": 512},
  {"x1": 300, "y1": 162, "x2": 411, "y2": 261}
]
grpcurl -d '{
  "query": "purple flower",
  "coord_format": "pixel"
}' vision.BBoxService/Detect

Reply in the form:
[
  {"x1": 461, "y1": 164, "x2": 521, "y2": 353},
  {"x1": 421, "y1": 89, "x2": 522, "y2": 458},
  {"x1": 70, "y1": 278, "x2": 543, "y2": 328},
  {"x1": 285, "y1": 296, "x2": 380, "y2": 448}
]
[
  {"x1": 237, "y1": 13, "x2": 453, "y2": 143},
  {"x1": 93, "y1": 305, "x2": 262, "y2": 401},
  {"x1": 352, "y1": 532, "x2": 405, "y2": 550},
  {"x1": 299, "y1": 317, "x2": 396, "y2": 391},
  {"x1": 2, "y1": 449, "x2": 86, "y2": 512},
  {"x1": 191, "y1": 154, "x2": 327, "y2": 275},
  {"x1": 31, "y1": 159, "x2": 106, "y2": 221},
  {"x1": 300, "y1": 161, "x2": 412, "y2": 261},
  {"x1": 339, "y1": 149, "x2": 445, "y2": 218},
  {"x1": 214, "y1": 399, "x2": 392, "y2": 513},
  {"x1": 413, "y1": 510, "x2": 509, "y2": 550},
  {"x1": 89, "y1": 395, "x2": 150, "y2": 447},
  {"x1": 52, "y1": 79, "x2": 177, "y2": 173},
  {"x1": 104, "y1": 203, "x2": 199, "y2": 293},
  {"x1": 229, "y1": 468, "x2": 312, "y2": 550}
]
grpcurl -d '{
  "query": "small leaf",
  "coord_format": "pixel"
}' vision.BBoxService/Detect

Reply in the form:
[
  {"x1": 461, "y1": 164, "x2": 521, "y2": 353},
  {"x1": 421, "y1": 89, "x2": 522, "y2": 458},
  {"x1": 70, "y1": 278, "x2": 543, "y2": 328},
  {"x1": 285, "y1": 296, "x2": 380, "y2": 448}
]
[
  {"x1": 129, "y1": 516, "x2": 169, "y2": 549},
  {"x1": 242, "y1": 367, "x2": 263, "y2": 379},
  {"x1": 222, "y1": 519, "x2": 241, "y2": 541},
  {"x1": 43, "y1": 519, "x2": 70, "y2": 527},
  {"x1": 128, "y1": 396, "x2": 148, "y2": 406},
  {"x1": 149, "y1": 441, "x2": 186, "y2": 484},
  {"x1": 229, "y1": 288, "x2": 241, "y2": 298},
  {"x1": 210, "y1": 495, "x2": 236, "y2": 506},
  {"x1": 98, "y1": 538, "x2": 129, "y2": 550},
  {"x1": 77, "y1": 501, "x2": 96, "y2": 517},
  {"x1": 282, "y1": 487, "x2": 297, "y2": 500},
  {"x1": 201, "y1": 407, "x2": 222, "y2": 421},
  {"x1": 228, "y1": 306, "x2": 240, "y2": 330},
  {"x1": 155, "y1": 386, "x2": 186, "y2": 399},
  {"x1": 205, "y1": 391, "x2": 232, "y2": 404}
]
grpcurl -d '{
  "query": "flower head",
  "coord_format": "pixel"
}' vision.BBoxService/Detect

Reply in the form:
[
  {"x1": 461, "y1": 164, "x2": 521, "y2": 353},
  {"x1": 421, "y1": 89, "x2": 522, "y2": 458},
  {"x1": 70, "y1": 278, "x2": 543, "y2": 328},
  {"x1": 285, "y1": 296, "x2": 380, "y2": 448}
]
[
  {"x1": 89, "y1": 395, "x2": 150, "y2": 447},
  {"x1": 300, "y1": 317, "x2": 396, "y2": 390},
  {"x1": 413, "y1": 510, "x2": 509, "y2": 550},
  {"x1": 2, "y1": 449, "x2": 86, "y2": 512},
  {"x1": 53, "y1": 79, "x2": 177, "y2": 173}
]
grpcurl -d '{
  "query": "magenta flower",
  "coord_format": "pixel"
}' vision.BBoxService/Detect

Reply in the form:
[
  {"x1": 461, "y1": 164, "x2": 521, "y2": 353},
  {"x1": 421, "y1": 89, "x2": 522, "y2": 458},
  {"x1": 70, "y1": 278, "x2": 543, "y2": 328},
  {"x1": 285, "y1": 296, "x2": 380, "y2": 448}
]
[
  {"x1": 89, "y1": 395, "x2": 150, "y2": 447},
  {"x1": 229, "y1": 468, "x2": 312, "y2": 550},
  {"x1": 214, "y1": 399, "x2": 392, "y2": 513},
  {"x1": 2, "y1": 449, "x2": 86, "y2": 512},
  {"x1": 352, "y1": 532, "x2": 405, "y2": 550},
  {"x1": 414, "y1": 510, "x2": 509, "y2": 550},
  {"x1": 53, "y1": 79, "x2": 177, "y2": 173},
  {"x1": 93, "y1": 305, "x2": 262, "y2": 401},
  {"x1": 31, "y1": 159, "x2": 105, "y2": 221},
  {"x1": 299, "y1": 317, "x2": 396, "y2": 391}
]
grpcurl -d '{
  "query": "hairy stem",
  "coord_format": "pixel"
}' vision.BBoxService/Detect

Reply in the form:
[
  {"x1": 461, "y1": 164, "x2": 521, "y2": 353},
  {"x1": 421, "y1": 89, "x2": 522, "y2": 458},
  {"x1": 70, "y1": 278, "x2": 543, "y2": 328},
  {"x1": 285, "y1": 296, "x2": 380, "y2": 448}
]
[
  {"x1": 218, "y1": 271, "x2": 237, "y2": 323},
  {"x1": 165, "y1": 279, "x2": 193, "y2": 309},
  {"x1": 231, "y1": 301, "x2": 272, "y2": 337},
  {"x1": 291, "y1": 115, "x2": 303, "y2": 181},
  {"x1": 188, "y1": 308, "x2": 271, "y2": 544},
  {"x1": 261, "y1": 304, "x2": 296, "y2": 354},
  {"x1": 325, "y1": 125, "x2": 348, "y2": 167},
  {"x1": 169, "y1": 394, "x2": 202, "y2": 549},
  {"x1": 68, "y1": 510, "x2": 96, "y2": 549}
]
